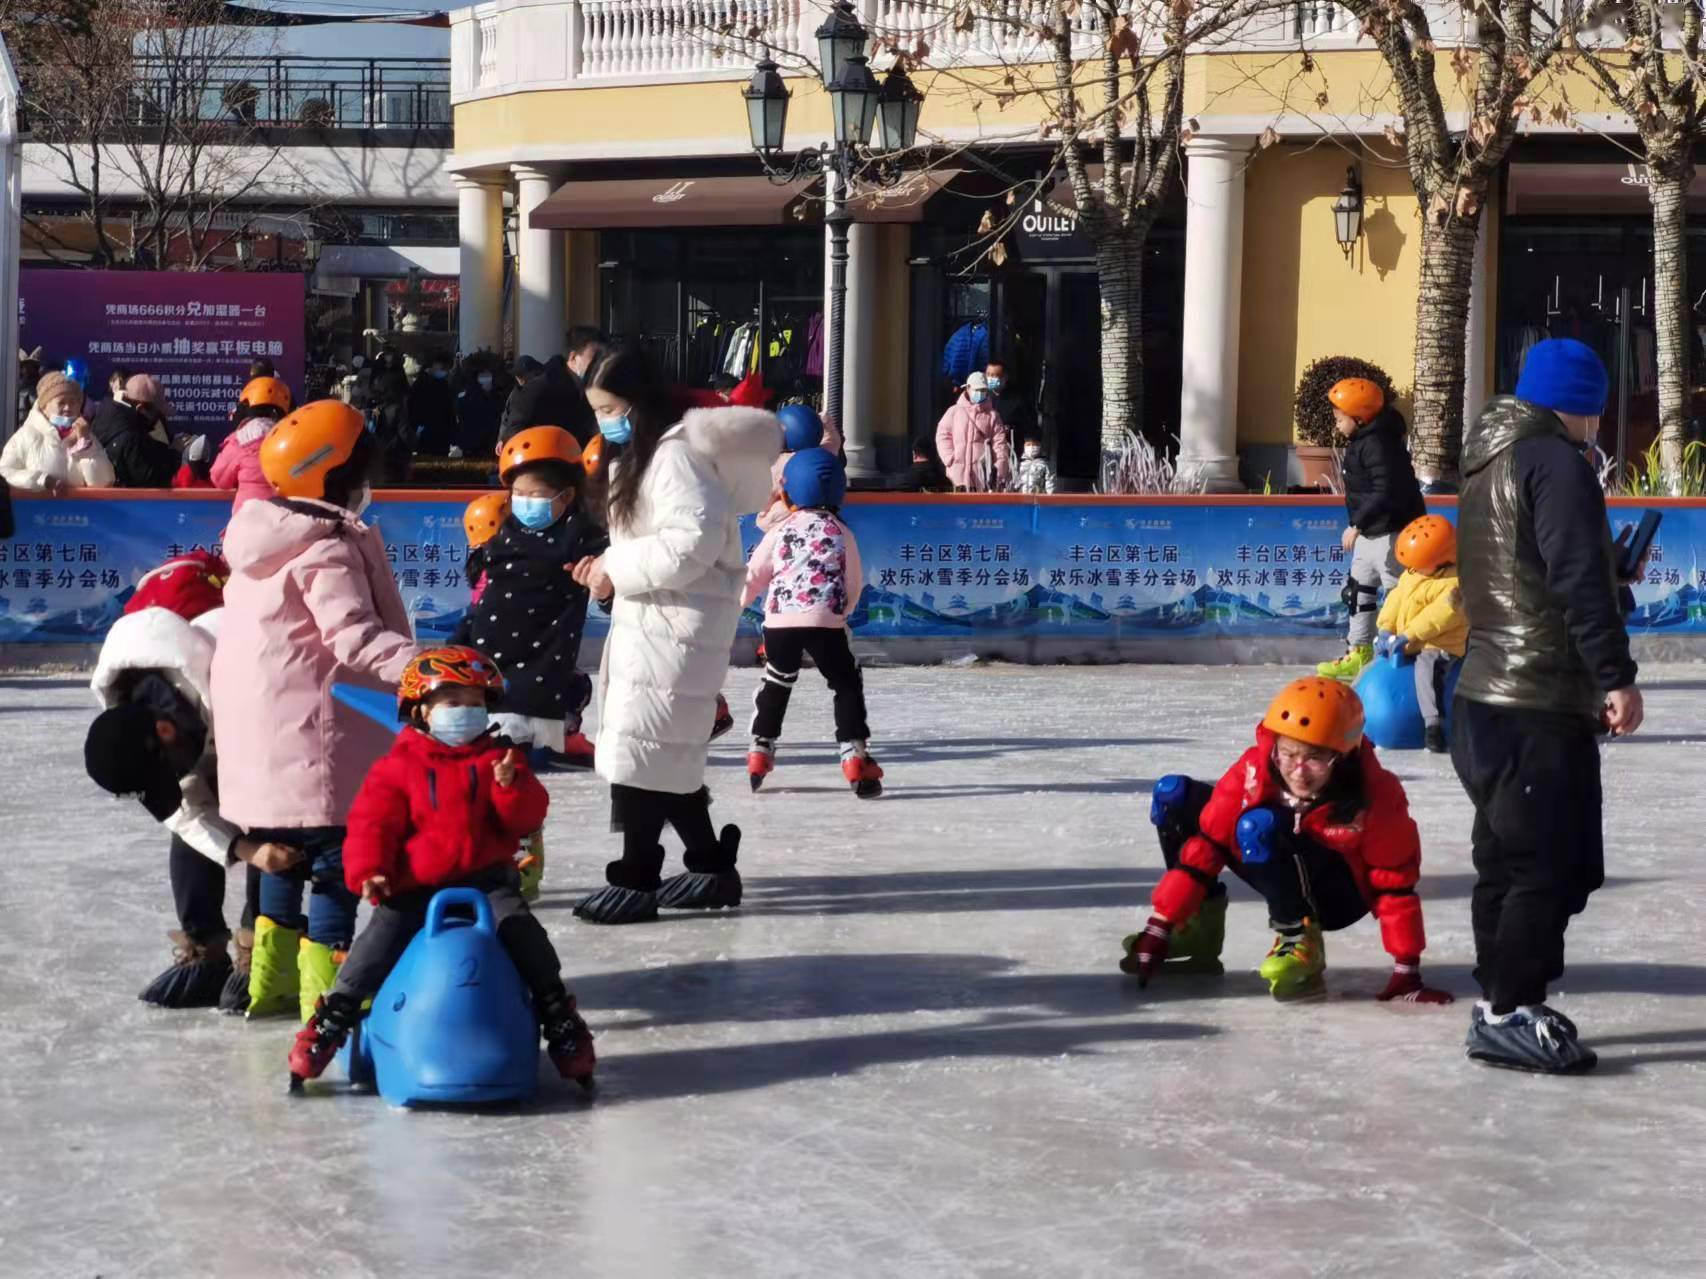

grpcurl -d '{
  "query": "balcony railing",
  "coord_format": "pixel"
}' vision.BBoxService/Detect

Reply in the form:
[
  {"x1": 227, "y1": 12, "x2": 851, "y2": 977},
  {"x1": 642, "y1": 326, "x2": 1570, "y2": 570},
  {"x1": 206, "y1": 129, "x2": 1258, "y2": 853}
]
[
  {"x1": 129, "y1": 56, "x2": 451, "y2": 130},
  {"x1": 454, "y1": 0, "x2": 1364, "y2": 101}
]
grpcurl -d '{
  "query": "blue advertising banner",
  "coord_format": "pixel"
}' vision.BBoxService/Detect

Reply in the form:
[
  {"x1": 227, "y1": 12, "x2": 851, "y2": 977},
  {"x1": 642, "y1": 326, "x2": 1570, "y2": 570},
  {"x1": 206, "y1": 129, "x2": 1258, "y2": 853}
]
[{"x1": 1, "y1": 494, "x2": 1698, "y2": 649}]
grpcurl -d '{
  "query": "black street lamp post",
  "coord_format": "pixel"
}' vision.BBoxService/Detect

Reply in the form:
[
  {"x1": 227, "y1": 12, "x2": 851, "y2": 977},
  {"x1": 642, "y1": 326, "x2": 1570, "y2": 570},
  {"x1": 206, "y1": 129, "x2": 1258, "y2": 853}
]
[{"x1": 743, "y1": 1, "x2": 923, "y2": 471}]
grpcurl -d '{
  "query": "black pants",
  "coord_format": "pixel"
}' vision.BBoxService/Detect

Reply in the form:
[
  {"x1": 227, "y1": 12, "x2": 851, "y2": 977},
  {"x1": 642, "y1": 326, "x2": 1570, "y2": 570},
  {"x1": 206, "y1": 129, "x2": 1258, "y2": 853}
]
[
  {"x1": 751, "y1": 626, "x2": 869, "y2": 743},
  {"x1": 169, "y1": 837, "x2": 260, "y2": 946},
  {"x1": 1159, "y1": 779, "x2": 1368, "y2": 930},
  {"x1": 609, "y1": 783, "x2": 724, "y2": 887},
  {"x1": 333, "y1": 864, "x2": 562, "y2": 1001},
  {"x1": 1451, "y1": 697, "x2": 1605, "y2": 1011}
]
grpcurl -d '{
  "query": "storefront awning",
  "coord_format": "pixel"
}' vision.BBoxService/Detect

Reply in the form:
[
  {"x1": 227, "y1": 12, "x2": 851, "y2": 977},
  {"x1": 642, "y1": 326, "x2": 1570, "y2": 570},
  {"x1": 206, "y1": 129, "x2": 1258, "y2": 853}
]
[
  {"x1": 847, "y1": 169, "x2": 969, "y2": 222},
  {"x1": 530, "y1": 175, "x2": 816, "y2": 229}
]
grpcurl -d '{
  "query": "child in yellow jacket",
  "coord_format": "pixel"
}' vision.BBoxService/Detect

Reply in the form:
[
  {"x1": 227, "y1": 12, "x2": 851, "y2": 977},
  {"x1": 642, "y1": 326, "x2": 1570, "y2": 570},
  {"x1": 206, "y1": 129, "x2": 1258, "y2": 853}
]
[{"x1": 1376, "y1": 514, "x2": 1467, "y2": 753}]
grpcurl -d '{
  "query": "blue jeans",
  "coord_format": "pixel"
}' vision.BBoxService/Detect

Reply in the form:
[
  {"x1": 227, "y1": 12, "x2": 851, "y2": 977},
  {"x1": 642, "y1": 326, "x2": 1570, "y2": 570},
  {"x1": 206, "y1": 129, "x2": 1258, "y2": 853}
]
[{"x1": 253, "y1": 826, "x2": 358, "y2": 949}]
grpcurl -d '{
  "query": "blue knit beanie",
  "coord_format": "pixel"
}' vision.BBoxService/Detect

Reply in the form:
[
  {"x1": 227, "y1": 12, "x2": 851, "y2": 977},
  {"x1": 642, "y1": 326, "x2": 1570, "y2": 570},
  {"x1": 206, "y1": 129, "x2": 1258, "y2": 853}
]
[{"x1": 1515, "y1": 338, "x2": 1608, "y2": 416}]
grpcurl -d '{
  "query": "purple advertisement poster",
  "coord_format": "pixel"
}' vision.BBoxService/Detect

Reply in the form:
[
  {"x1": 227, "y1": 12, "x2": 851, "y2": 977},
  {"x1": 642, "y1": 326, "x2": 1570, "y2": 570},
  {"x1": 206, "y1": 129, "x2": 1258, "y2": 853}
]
[{"x1": 18, "y1": 269, "x2": 306, "y2": 434}]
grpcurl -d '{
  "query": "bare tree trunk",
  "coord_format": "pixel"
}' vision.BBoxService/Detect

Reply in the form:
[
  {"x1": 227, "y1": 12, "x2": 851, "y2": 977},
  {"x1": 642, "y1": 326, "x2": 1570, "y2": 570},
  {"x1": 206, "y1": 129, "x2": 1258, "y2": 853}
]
[
  {"x1": 1649, "y1": 161, "x2": 1693, "y2": 488},
  {"x1": 1096, "y1": 233, "x2": 1143, "y2": 471},
  {"x1": 1411, "y1": 215, "x2": 1480, "y2": 485}
]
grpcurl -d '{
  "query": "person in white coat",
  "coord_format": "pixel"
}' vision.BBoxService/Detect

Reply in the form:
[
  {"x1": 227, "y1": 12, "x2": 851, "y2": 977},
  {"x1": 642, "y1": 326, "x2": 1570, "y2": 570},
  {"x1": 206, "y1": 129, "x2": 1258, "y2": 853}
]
[
  {"x1": 570, "y1": 347, "x2": 780, "y2": 924},
  {"x1": 0, "y1": 371, "x2": 115, "y2": 492}
]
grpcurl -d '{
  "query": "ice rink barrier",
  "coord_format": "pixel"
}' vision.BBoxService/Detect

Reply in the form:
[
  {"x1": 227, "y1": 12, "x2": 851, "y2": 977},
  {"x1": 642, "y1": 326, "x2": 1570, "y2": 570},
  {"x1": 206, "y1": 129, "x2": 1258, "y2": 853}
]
[{"x1": 4, "y1": 490, "x2": 1703, "y2": 665}]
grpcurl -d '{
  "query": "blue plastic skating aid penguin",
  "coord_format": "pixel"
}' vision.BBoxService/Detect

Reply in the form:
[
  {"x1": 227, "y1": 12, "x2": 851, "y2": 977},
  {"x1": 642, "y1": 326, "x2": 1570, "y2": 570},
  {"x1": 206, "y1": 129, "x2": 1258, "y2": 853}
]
[
  {"x1": 1352, "y1": 651, "x2": 1463, "y2": 750},
  {"x1": 340, "y1": 888, "x2": 540, "y2": 1107}
]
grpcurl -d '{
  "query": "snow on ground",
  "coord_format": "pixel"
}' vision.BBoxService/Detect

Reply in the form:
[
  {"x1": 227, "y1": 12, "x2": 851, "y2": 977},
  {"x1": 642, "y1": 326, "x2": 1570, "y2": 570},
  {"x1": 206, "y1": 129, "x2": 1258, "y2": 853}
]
[{"x1": 4, "y1": 663, "x2": 1706, "y2": 1278}]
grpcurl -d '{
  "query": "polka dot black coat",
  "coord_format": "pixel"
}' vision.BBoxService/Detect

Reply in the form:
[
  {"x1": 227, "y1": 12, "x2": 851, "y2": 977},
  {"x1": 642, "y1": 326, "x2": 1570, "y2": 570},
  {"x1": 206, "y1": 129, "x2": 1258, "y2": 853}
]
[{"x1": 453, "y1": 510, "x2": 609, "y2": 719}]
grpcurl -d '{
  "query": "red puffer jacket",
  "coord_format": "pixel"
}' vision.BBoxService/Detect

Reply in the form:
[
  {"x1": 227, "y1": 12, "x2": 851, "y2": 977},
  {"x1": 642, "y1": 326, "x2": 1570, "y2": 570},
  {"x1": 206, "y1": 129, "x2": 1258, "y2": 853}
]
[
  {"x1": 1151, "y1": 725, "x2": 1427, "y2": 961},
  {"x1": 343, "y1": 727, "x2": 548, "y2": 896}
]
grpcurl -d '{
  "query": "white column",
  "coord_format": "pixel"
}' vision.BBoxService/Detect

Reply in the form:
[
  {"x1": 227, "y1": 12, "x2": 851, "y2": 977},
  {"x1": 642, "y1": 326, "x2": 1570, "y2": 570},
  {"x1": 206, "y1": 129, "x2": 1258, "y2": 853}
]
[
  {"x1": 1464, "y1": 217, "x2": 1491, "y2": 418},
  {"x1": 456, "y1": 174, "x2": 504, "y2": 356},
  {"x1": 841, "y1": 221, "x2": 879, "y2": 481},
  {"x1": 1177, "y1": 137, "x2": 1254, "y2": 492},
  {"x1": 513, "y1": 165, "x2": 566, "y2": 362}
]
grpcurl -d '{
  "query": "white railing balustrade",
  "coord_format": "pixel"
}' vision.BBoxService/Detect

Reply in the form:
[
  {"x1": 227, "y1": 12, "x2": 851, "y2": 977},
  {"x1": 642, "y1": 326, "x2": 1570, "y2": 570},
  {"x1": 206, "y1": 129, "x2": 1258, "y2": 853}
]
[{"x1": 579, "y1": 0, "x2": 804, "y2": 80}]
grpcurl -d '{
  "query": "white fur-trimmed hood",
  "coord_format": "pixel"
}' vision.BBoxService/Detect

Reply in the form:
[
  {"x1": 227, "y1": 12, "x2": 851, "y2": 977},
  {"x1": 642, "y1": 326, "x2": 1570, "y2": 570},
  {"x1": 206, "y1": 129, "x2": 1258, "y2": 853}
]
[
  {"x1": 673, "y1": 406, "x2": 783, "y2": 516},
  {"x1": 91, "y1": 606, "x2": 221, "y2": 717}
]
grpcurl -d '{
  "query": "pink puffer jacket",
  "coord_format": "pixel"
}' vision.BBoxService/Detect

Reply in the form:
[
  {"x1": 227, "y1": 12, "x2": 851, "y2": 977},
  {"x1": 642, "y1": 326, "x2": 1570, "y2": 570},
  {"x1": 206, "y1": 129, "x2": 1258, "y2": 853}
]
[
  {"x1": 212, "y1": 497, "x2": 417, "y2": 830},
  {"x1": 209, "y1": 417, "x2": 274, "y2": 513},
  {"x1": 935, "y1": 394, "x2": 1011, "y2": 492}
]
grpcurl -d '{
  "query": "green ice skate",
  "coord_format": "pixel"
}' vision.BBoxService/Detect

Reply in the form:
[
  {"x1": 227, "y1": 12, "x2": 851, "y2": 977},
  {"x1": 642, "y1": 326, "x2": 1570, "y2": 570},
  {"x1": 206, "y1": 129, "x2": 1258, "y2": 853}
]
[
  {"x1": 1259, "y1": 919, "x2": 1326, "y2": 1002},
  {"x1": 246, "y1": 916, "x2": 301, "y2": 1019},
  {"x1": 1121, "y1": 893, "x2": 1227, "y2": 977},
  {"x1": 1316, "y1": 645, "x2": 1374, "y2": 683},
  {"x1": 517, "y1": 830, "x2": 545, "y2": 902},
  {"x1": 297, "y1": 938, "x2": 345, "y2": 1025}
]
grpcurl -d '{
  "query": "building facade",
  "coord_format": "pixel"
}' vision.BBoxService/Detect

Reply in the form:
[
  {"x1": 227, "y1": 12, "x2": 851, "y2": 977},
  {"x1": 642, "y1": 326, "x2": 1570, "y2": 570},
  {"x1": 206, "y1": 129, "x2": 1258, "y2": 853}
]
[{"x1": 449, "y1": 1, "x2": 1673, "y2": 486}]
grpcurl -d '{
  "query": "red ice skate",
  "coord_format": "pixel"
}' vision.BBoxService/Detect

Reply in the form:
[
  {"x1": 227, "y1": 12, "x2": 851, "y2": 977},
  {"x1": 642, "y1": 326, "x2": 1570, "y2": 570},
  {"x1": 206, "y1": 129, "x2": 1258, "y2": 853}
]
[
  {"x1": 748, "y1": 737, "x2": 776, "y2": 792},
  {"x1": 288, "y1": 994, "x2": 360, "y2": 1090},
  {"x1": 839, "y1": 741, "x2": 884, "y2": 799},
  {"x1": 557, "y1": 730, "x2": 596, "y2": 768}
]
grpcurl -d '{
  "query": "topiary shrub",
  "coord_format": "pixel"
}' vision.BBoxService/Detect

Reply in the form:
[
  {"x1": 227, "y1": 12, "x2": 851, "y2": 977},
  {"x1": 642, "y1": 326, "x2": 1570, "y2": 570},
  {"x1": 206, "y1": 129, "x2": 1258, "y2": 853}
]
[{"x1": 1294, "y1": 355, "x2": 1399, "y2": 447}]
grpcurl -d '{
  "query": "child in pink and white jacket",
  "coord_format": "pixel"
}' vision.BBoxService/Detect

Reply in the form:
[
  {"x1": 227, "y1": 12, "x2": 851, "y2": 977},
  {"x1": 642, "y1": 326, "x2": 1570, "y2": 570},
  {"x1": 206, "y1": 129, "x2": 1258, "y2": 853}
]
[{"x1": 741, "y1": 447, "x2": 883, "y2": 798}]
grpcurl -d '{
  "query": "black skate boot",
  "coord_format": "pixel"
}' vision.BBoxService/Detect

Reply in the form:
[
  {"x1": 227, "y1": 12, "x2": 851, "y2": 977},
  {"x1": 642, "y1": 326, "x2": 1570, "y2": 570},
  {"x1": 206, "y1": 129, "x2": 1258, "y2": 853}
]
[
  {"x1": 659, "y1": 826, "x2": 743, "y2": 910},
  {"x1": 288, "y1": 992, "x2": 363, "y2": 1091},
  {"x1": 574, "y1": 852, "x2": 662, "y2": 925},
  {"x1": 1465, "y1": 1002, "x2": 1596, "y2": 1074},
  {"x1": 536, "y1": 987, "x2": 596, "y2": 1090},
  {"x1": 140, "y1": 931, "x2": 234, "y2": 1009},
  {"x1": 218, "y1": 926, "x2": 254, "y2": 1015},
  {"x1": 1424, "y1": 722, "x2": 1447, "y2": 754}
]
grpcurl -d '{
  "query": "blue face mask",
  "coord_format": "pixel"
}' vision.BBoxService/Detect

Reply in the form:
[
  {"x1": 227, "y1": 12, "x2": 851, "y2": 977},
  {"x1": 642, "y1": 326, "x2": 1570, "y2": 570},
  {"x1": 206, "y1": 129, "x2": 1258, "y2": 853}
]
[
  {"x1": 987, "y1": 377, "x2": 1004, "y2": 392},
  {"x1": 969, "y1": 390, "x2": 988, "y2": 405},
  {"x1": 512, "y1": 493, "x2": 559, "y2": 529},
  {"x1": 49, "y1": 413, "x2": 74, "y2": 430},
  {"x1": 427, "y1": 704, "x2": 488, "y2": 747},
  {"x1": 598, "y1": 414, "x2": 633, "y2": 445}
]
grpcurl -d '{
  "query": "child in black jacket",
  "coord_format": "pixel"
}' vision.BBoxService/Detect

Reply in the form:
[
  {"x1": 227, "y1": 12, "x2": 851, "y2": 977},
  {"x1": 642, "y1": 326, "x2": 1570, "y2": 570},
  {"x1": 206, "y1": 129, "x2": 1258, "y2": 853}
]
[{"x1": 1317, "y1": 377, "x2": 1426, "y2": 682}]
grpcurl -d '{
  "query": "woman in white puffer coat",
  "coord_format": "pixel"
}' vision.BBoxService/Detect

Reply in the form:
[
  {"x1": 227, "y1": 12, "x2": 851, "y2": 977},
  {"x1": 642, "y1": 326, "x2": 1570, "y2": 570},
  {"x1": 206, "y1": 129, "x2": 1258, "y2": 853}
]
[
  {"x1": 570, "y1": 347, "x2": 780, "y2": 924},
  {"x1": 0, "y1": 371, "x2": 115, "y2": 491}
]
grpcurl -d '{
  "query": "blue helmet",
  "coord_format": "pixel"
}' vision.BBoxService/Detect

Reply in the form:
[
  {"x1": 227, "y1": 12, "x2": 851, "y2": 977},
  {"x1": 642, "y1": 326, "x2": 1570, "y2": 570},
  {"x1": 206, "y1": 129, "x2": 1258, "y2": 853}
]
[
  {"x1": 63, "y1": 358, "x2": 90, "y2": 389},
  {"x1": 782, "y1": 447, "x2": 846, "y2": 511},
  {"x1": 777, "y1": 402, "x2": 824, "y2": 453}
]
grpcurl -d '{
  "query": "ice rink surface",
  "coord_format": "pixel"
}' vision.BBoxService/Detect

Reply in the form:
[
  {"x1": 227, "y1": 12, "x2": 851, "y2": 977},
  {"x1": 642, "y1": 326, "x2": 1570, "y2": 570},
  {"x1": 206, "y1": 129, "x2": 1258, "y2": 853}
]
[{"x1": 5, "y1": 663, "x2": 1706, "y2": 1278}]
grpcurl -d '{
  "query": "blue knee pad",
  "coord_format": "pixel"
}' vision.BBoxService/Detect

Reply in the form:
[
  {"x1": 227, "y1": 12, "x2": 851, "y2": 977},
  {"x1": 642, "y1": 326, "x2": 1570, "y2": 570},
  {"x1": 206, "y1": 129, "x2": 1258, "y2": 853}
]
[
  {"x1": 1149, "y1": 775, "x2": 1191, "y2": 829},
  {"x1": 1235, "y1": 807, "x2": 1281, "y2": 866}
]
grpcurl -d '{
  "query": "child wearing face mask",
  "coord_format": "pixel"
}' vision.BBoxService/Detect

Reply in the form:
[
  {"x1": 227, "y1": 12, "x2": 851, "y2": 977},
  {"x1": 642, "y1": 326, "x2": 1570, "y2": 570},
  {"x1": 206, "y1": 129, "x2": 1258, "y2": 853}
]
[
  {"x1": 0, "y1": 371, "x2": 114, "y2": 491},
  {"x1": 1122, "y1": 677, "x2": 1452, "y2": 1007},
  {"x1": 287, "y1": 646, "x2": 596, "y2": 1092},
  {"x1": 1015, "y1": 434, "x2": 1055, "y2": 495},
  {"x1": 453, "y1": 427, "x2": 608, "y2": 894},
  {"x1": 212, "y1": 400, "x2": 418, "y2": 1021}
]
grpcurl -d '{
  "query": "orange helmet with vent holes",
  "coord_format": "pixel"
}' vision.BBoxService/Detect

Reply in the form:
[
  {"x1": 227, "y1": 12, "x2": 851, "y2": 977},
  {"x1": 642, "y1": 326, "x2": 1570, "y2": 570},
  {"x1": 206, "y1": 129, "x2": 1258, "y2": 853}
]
[
  {"x1": 462, "y1": 492, "x2": 510, "y2": 549},
  {"x1": 239, "y1": 377, "x2": 293, "y2": 414},
  {"x1": 1328, "y1": 378, "x2": 1385, "y2": 425},
  {"x1": 1262, "y1": 677, "x2": 1365, "y2": 754},
  {"x1": 260, "y1": 400, "x2": 364, "y2": 499},
  {"x1": 1394, "y1": 514, "x2": 1456, "y2": 574},
  {"x1": 581, "y1": 433, "x2": 606, "y2": 478},
  {"x1": 396, "y1": 646, "x2": 506, "y2": 719},
  {"x1": 499, "y1": 426, "x2": 582, "y2": 484}
]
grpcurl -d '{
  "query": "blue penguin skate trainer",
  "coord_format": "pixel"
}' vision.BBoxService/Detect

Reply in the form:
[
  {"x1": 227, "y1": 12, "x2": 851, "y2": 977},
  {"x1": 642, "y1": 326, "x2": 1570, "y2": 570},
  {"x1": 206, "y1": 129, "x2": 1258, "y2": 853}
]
[
  {"x1": 341, "y1": 888, "x2": 541, "y2": 1106},
  {"x1": 1352, "y1": 651, "x2": 1461, "y2": 750}
]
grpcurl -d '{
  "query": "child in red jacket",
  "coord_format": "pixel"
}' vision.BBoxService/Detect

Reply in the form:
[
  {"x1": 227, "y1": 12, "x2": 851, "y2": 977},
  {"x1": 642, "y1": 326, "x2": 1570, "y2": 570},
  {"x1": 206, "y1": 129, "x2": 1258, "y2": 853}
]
[
  {"x1": 287, "y1": 646, "x2": 594, "y2": 1088},
  {"x1": 1122, "y1": 677, "x2": 1453, "y2": 1004}
]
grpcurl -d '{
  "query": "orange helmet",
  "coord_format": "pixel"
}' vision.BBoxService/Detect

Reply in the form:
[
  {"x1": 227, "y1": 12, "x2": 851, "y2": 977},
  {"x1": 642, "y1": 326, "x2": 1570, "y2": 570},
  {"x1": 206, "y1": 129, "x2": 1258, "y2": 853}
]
[
  {"x1": 499, "y1": 426, "x2": 582, "y2": 485},
  {"x1": 397, "y1": 645, "x2": 506, "y2": 718},
  {"x1": 581, "y1": 433, "x2": 606, "y2": 478},
  {"x1": 463, "y1": 492, "x2": 510, "y2": 549},
  {"x1": 260, "y1": 400, "x2": 365, "y2": 499},
  {"x1": 1328, "y1": 377, "x2": 1384, "y2": 425},
  {"x1": 239, "y1": 376, "x2": 293, "y2": 414},
  {"x1": 1394, "y1": 514, "x2": 1456, "y2": 574},
  {"x1": 1261, "y1": 677, "x2": 1365, "y2": 754}
]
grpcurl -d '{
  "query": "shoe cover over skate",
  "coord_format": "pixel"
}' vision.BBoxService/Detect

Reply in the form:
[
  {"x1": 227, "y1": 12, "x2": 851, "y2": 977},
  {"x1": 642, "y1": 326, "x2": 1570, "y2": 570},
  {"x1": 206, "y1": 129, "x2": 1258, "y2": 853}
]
[
  {"x1": 139, "y1": 932, "x2": 233, "y2": 1009},
  {"x1": 573, "y1": 884, "x2": 659, "y2": 925},
  {"x1": 659, "y1": 828, "x2": 743, "y2": 909},
  {"x1": 1465, "y1": 1004, "x2": 1597, "y2": 1074}
]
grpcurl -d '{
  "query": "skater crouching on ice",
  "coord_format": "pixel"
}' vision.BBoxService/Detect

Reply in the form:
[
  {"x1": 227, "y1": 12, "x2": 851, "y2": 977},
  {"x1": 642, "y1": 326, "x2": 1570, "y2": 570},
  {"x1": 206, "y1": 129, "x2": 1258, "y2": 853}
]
[
  {"x1": 1123, "y1": 677, "x2": 1452, "y2": 1005},
  {"x1": 1375, "y1": 514, "x2": 1469, "y2": 754},
  {"x1": 568, "y1": 346, "x2": 780, "y2": 925},
  {"x1": 1454, "y1": 338, "x2": 1641, "y2": 1074},
  {"x1": 84, "y1": 553, "x2": 303, "y2": 1011},
  {"x1": 288, "y1": 647, "x2": 594, "y2": 1090},
  {"x1": 212, "y1": 401, "x2": 418, "y2": 1022},
  {"x1": 742, "y1": 446, "x2": 883, "y2": 798},
  {"x1": 1317, "y1": 377, "x2": 1426, "y2": 683}
]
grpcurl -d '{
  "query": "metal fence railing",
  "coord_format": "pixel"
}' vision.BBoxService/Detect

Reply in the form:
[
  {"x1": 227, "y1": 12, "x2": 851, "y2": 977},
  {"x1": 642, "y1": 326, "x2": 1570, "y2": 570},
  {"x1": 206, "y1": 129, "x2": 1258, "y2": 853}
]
[{"x1": 128, "y1": 56, "x2": 451, "y2": 130}]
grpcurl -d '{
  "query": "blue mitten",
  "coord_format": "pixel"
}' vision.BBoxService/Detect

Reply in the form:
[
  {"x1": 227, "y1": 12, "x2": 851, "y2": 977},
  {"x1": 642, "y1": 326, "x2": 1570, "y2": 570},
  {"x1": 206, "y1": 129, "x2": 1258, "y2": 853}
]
[{"x1": 1235, "y1": 807, "x2": 1281, "y2": 866}]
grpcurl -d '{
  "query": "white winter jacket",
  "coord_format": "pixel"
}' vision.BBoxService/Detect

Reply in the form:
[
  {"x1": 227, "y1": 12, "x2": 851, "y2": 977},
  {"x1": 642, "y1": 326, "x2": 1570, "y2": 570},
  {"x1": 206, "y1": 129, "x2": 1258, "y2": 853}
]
[
  {"x1": 91, "y1": 606, "x2": 238, "y2": 865},
  {"x1": 0, "y1": 408, "x2": 116, "y2": 490},
  {"x1": 596, "y1": 407, "x2": 781, "y2": 793}
]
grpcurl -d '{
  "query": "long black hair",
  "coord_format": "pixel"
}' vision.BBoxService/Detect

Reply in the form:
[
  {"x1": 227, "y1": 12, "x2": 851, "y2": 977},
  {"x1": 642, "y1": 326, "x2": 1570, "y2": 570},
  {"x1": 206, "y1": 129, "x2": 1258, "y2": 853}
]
[{"x1": 587, "y1": 346, "x2": 677, "y2": 531}]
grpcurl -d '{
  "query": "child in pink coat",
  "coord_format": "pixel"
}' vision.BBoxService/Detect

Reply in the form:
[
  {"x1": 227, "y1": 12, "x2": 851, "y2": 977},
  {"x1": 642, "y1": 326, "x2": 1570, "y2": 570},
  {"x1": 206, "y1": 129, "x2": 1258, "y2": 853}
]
[
  {"x1": 741, "y1": 447, "x2": 882, "y2": 798},
  {"x1": 210, "y1": 378, "x2": 294, "y2": 514},
  {"x1": 210, "y1": 401, "x2": 418, "y2": 1021}
]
